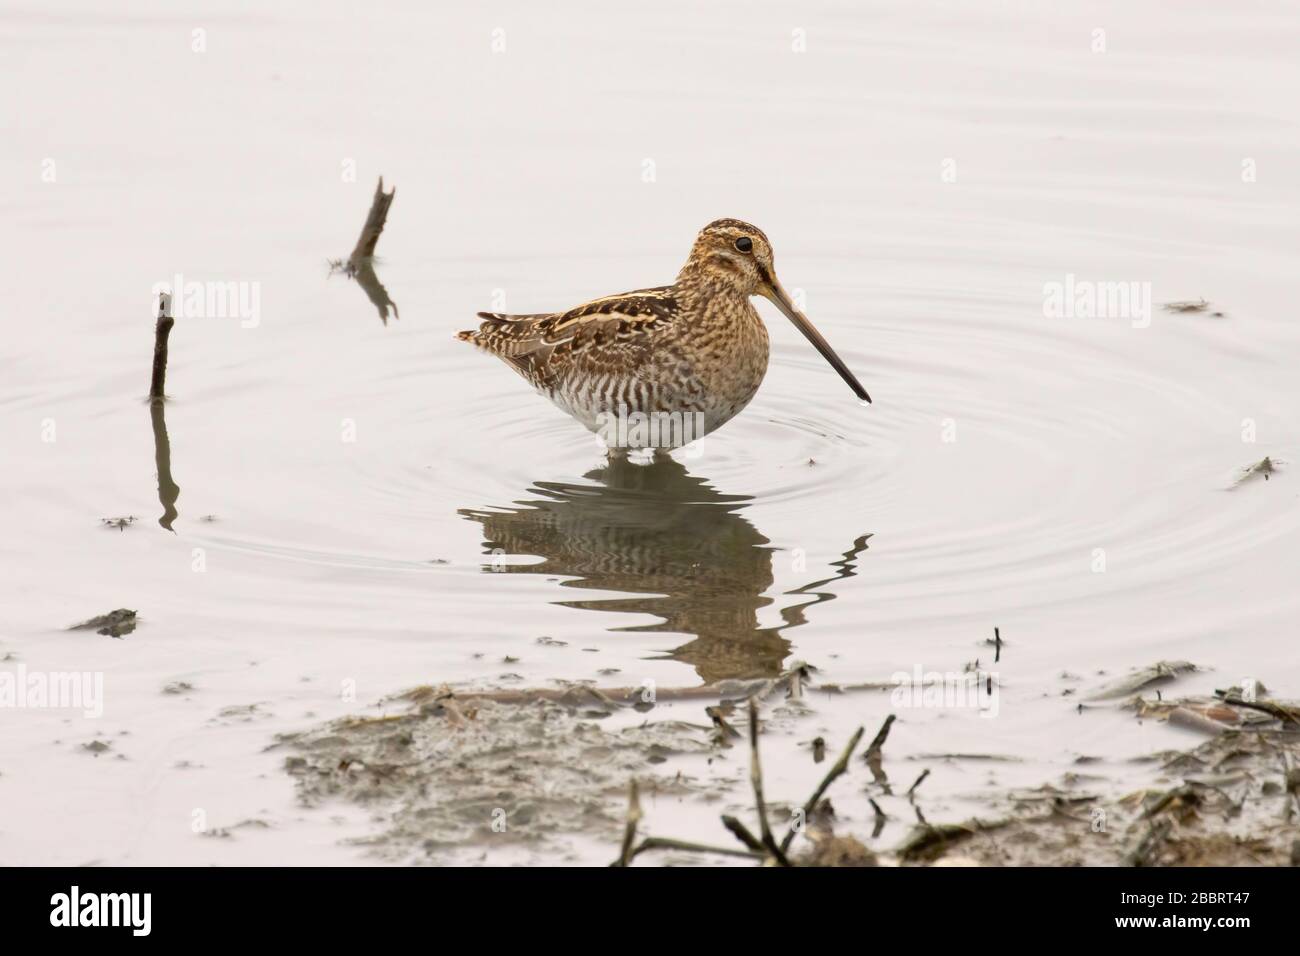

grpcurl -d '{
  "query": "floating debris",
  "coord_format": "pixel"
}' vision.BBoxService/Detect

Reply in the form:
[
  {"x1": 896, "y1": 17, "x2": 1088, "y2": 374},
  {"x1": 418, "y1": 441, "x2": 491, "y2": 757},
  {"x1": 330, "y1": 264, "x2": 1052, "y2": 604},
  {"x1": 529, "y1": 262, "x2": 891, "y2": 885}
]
[
  {"x1": 201, "y1": 819, "x2": 272, "y2": 840},
  {"x1": 899, "y1": 697, "x2": 1300, "y2": 866},
  {"x1": 914, "y1": 752, "x2": 1023, "y2": 763},
  {"x1": 705, "y1": 703, "x2": 742, "y2": 742},
  {"x1": 214, "y1": 703, "x2": 268, "y2": 723},
  {"x1": 391, "y1": 661, "x2": 839, "y2": 712},
  {"x1": 1233, "y1": 455, "x2": 1283, "y2": 487},
  {"x1": 897, "y1": 818, "x2": 1010, "y2": 863},
  {"x1": 984, "y1": 626, "x2": 1005, "y2": 662},
  {"x1": 69, "y1": 609, "x2": 137, "y2": 638},
  {"x1": 1131, "y1": 695, "x2": 1275, "y2": 734},
  {"x1": 1212, "y1": 688, "x2": 1300, "y2": 724},
  {"x1": 1085, "y1": 660, "x2": 1196, "y2": 701},
  {"x1": 1162, "y1": 298, "x2": 1210, "y2": 313}
]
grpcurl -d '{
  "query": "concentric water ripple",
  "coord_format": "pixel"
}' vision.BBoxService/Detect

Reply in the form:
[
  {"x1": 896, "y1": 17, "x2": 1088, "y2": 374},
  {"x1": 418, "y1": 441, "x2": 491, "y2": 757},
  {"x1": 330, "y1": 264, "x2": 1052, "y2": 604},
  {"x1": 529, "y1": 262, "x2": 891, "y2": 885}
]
[{"x1": 210, "y1": 278, "x2": 1298, "y2": 644}]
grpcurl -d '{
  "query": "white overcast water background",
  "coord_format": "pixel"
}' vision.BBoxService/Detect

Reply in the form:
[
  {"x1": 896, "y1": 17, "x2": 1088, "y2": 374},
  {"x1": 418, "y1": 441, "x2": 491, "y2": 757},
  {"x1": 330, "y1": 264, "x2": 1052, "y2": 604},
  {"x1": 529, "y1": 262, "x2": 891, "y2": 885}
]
[{"x1": 2, "y1": 1, "x2": 1298, "y2": 865}]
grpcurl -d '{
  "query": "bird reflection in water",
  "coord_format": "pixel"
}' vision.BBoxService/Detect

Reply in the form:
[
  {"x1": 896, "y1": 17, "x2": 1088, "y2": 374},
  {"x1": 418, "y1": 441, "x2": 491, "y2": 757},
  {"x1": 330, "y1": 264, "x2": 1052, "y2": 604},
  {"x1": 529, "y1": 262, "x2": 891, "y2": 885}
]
[{"x1": 459, "y1": 455, "x2": 871, "y2": 683}]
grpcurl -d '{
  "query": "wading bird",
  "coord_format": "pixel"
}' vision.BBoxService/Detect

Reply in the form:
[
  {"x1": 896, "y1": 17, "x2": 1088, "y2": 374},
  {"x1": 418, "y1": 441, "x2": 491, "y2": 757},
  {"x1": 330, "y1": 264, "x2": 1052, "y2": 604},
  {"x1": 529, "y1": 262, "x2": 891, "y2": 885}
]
[{"x1": 457, "y1": 219, "x2": 870, "y2": 450}]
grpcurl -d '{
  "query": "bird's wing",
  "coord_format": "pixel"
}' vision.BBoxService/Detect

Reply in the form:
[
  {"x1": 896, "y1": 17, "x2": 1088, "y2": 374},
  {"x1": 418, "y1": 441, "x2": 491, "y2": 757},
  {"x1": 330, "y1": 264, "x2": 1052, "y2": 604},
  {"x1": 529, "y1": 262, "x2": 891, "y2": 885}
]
[{"x1": 456, "y1": 286, "x2": 681, "y2": 388}]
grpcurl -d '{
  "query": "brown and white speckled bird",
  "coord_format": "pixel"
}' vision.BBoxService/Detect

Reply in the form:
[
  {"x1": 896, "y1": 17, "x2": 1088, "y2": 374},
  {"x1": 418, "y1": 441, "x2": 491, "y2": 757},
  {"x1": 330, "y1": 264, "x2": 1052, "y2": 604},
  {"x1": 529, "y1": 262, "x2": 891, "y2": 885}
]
[{"x1": 456, "y1": 219, "x2": 871, "y2": 449}]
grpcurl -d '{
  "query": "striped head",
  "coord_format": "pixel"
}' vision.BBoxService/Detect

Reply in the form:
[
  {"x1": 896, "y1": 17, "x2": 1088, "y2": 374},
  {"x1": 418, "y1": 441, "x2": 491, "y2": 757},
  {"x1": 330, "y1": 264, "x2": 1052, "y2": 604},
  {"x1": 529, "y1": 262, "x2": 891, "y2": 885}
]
[
  {"x1": 679, "y1": 218, "x2": 872, "y2": 403},
  {"x1": 679, "y1": 219, "x2": 775, "y2": 296}
]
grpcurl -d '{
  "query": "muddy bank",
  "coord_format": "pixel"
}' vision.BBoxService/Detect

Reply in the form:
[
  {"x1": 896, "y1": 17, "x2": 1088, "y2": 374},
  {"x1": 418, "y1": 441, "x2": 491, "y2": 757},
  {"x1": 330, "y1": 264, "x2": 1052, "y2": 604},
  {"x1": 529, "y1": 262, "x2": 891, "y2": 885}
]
[
  {"x1": 274, "y1": 663, "x2": 1300, "y2": 866},
  {"x1": 275, "y1": 698, "x2": 718, "y2": 862},
  {"x1": 898, "y1": 726, "x2": 1300, "y2": 866}
]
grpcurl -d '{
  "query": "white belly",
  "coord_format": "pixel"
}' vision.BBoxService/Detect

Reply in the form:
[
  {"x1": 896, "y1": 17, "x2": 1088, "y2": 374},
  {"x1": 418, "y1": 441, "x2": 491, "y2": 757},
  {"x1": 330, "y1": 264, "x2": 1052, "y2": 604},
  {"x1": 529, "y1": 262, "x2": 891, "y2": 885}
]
[{"x1": 541, "y1": 377, "x2": 762, "y2": 450}]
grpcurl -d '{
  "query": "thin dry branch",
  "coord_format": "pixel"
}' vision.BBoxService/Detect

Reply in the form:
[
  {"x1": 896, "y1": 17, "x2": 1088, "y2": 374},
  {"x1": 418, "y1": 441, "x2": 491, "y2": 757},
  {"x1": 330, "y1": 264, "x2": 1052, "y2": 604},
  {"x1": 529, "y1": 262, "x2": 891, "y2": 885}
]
[
  {"x1": 721, "y1": 815, "x2": 764, "y2": 851},
  {"x1": 748, "y1": 699, "x2": 791, "y2": 866},
  {"x1": 623, "y1": 837, "x2": 765, "y2": 864},
  {"x1": 780, "y1": 725, "x2": 865, "y2": 853},
  {"x1": 863, "y1": 713, "x2": 896, "y2": 784},
  {"x1": 865, "y1": 713, "x2": 896, "y2": 757},
  {"x1": 907, "y1": 768, "x2": 931, "y2": 799},
  {"x1": 612, "y1": 780, "x2": 642, "y2": 867},
  {"x1": 612, "y1": 682, "x2": 870, "y2": 866},
  {"x1": 1215, "y1": 691, "x2": 1300, "y2": 724}
]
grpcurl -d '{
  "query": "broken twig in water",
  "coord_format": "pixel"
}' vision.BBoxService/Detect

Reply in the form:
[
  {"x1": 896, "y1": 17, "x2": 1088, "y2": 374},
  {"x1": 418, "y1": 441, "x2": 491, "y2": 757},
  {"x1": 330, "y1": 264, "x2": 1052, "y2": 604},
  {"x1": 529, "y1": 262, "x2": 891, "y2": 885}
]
[
  {"x1": 617, "y1": 780, "x2": 766, "y2": 866},
  {"x1": 748, "y1": 700, "x2": 791, "y2": 866},
  {"x1": 330, "y1": 177, "x2": 399, "y2": 323},
  {"x1": 721, "y1": 815, "x2": 764, "y2": 852},
  {"x1": 863, "y1": 712, "x2": 896, "y2": 784},
  {"x1": 780, "y1": 724, "x2": 864, "y2": 853},
  {"x1": 869, "y1": 798, "x2": 887, "y2": 837},
  {"x1": 616, "y1": 692, "x2": 863, "y2": 865},
  {"x1": 907, "y1": 768, "x2": 931, "y2": 799},
  {"x1": 706, "y1": 704, "x2": 742, "y2": 740},
  {"x1": 347, "y1": 176, "x2": 395, "y2": 266},
  {"x1": 149, "y1": 292, "x2": 174, "y2": 402},
  {"x1": 1213, "y1": 690, "x2": 1300, "y2": 724},
  {"x1": 621, "y1": 837, "x2": 764, "y2": 864},
  {"x1": 614, "y1": 780, "x2": 642, "y2": 867},
  {"x1": 865, "y1": 713, "x2": 896, "y2": 758}
]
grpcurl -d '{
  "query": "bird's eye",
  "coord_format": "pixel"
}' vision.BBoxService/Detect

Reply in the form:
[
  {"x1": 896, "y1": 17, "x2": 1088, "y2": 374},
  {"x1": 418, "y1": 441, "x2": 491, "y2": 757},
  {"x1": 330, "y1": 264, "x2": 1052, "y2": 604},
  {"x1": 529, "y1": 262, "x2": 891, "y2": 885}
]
[{"x1": 734, "y1": 236, "x2": 753, "y2": 253}]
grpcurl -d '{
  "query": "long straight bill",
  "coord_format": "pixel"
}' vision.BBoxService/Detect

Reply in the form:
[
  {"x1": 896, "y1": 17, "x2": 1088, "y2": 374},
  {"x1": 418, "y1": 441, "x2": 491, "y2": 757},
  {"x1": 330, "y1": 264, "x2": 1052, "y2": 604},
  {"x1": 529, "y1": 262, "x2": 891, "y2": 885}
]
[{"x1": 760, "y1": 269, "x2": 871, "y2": 403}]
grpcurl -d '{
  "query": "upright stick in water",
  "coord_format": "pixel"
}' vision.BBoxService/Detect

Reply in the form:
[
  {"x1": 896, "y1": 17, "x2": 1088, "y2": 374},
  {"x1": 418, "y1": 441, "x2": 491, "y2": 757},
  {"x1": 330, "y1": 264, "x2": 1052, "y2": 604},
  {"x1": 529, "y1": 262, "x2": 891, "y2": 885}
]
[
  {"x1": 330, "y1": 177, "x2": 399, "y2": 324},
  {"x1": 150, "y1": 291, "x2": 175, "y2": 402}
]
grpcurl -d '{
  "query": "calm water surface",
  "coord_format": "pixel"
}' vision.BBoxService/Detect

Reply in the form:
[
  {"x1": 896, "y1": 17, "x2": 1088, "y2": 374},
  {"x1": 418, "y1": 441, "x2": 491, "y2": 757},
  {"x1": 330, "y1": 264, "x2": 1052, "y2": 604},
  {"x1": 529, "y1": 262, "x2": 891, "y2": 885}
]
[{"x1": 2, "y1": 0, "x2": 1299, "y2": 864}]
